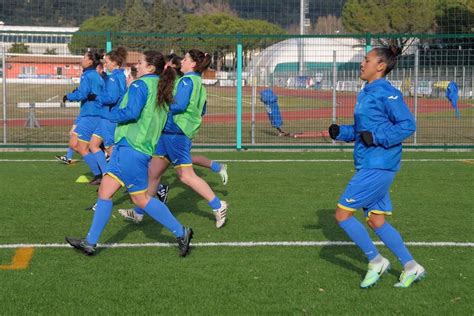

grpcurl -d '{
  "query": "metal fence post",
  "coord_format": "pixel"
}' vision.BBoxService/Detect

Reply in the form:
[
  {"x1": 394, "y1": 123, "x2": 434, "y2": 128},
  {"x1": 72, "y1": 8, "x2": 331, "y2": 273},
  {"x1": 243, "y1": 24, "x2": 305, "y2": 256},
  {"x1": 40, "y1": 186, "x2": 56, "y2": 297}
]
[
  {"x1": 106, "y1": 31, "x2": 112, "y2": 53},
  {"x1": 332, "y1": 50, "x2": 337, "y2": 124},
  {"x1": 2, "y1": 44, "x2": 6, "y2": 144},
  {"x1": 413, "y1": 47, "x2": 419, "y2": 144},
  {"x1": 236, "y1": 38, "x2": 243, "y2": 150}
]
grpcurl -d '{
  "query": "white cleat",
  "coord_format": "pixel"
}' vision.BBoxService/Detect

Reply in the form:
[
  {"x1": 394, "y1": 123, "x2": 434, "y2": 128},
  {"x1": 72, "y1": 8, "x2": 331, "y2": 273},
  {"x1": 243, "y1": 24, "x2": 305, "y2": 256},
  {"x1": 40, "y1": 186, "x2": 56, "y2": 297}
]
[
  {"x1": 214, "y1": 201, "x2": 228, "y2": 228},
  {"x1": 394, "y1": 263, "x2": 426, "y2": 288},
  {"x1": 218, "y1": 164, "x2": 228, "y2": 185},
  {"x1": 118, "y1": 208, "x2": 144, "y2": 224}
]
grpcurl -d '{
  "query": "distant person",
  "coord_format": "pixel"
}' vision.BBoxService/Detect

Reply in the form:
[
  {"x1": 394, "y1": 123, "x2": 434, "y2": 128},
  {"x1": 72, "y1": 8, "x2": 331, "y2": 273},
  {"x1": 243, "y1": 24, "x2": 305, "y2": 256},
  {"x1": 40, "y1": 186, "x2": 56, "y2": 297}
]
[{"x1": 328, "y1": 45, "x2": 425, "y2": 289}]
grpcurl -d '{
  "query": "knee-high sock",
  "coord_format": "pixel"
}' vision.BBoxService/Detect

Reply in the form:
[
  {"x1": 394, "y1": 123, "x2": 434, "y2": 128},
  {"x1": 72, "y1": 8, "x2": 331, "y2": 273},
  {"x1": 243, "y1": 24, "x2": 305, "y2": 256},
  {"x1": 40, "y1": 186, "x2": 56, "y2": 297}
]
[
  {"x1": 143, "y1": 198, "x2": 183, "y2": 238},
  {"x1": 93, "y1": 151, "x2": 108, "y2": 174},
  {"x1": 86, "y1": 198, "x2": 113, "y2": 245},
  {"x1": 374, "y1": 222, "x2": 413, "y2": 266},
  {"x1": 66, "y1": 147, "x2": 74, "y2": 160},
  {"x1": 339, "y1": 216, "x2": 379, "y2": 261},
  {"x1": 83, "y1": 152, "x2": 101, "y2": 176}
]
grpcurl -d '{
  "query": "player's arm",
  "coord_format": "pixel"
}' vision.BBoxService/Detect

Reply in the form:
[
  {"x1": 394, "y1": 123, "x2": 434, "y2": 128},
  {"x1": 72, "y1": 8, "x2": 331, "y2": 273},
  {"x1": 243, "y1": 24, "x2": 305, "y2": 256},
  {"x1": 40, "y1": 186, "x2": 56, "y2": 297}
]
[
  {"x1": 169, "y1": 78, "x2": 193, "y2": 115},
  {"x1": 329, "y1": 123, "x2": 356, "y2": 142},
  {"x1": 109, "y1": 81, "x2": 147, "y2": 123},
  {"x1": 66, "y1": 75, "x2": 90, "y2": 102},
  {"x1": 96, "y1": 77, "x2": 120, "y2": 106},
  {"x1": 371, "y1": 93, "x2": 416, "y2": 148}
]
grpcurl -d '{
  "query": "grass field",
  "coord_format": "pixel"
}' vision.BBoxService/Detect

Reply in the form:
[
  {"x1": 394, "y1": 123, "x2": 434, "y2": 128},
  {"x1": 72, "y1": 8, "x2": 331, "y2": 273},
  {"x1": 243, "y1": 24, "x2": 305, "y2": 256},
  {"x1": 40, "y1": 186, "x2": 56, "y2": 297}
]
[{"x1": 0, "y1": 151, "x2": 473, "y2": 314}]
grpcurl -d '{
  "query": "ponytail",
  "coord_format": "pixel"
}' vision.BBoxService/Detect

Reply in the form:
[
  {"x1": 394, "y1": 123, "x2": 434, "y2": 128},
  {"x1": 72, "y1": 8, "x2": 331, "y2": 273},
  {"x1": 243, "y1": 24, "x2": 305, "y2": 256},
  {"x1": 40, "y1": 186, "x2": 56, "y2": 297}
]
[
  {"x1": 373, "y1": 45, "x2": 402, "y2": 76},
  {"x1": 157, "y1": 66, "x2": 176, "y2": 106}
]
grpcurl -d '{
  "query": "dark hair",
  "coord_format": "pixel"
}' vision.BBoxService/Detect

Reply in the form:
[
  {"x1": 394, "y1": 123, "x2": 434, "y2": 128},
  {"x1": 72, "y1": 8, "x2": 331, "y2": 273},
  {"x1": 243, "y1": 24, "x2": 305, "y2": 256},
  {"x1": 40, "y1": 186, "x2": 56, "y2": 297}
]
[
  {"x1": 130, "y1": 66, "x2": 137, "y2": 79},
  {"x1": 106, "y1": 46, "x2": 128, "y2": 67},
  {"x1": 372, "y1": 45, "x2": 402, "y2": 76},
  {"x1": 187, "y1": 49, "x2": 211, "y2": 73},
  {"x1": 86, "y1": 48, "x2": 104, "y2": 68},
  {"x1": 167, "y1": 53, "x2": 183, "y2": 77},
  {"x1": 142, "y1": 50, "x2": 176, "y2": 106}
]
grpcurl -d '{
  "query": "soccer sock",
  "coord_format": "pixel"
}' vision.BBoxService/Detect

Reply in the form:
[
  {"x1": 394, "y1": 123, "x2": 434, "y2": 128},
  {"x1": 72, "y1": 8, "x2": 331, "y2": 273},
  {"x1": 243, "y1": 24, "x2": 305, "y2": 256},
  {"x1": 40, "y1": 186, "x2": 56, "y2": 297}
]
[
  {"x1": 86, "y1": 198, "x2": 113, "y2": 245},
  {"x1": 83, "y1": 152, "x2": 101, "y2": 176},
  {"x1": 134, "y1": 206, "x2": 145, "y2": 216},
  {"x1": 93, "y1": 150, "x2": 108, "y2": 174},
  {"x1": 374, "y1": 221, "x2": 413, "y2": 266},
  {"x1": 143, "y1": 198, "x2": 183, "y2": 238},
  {"x1": 338, "y1": 216, "x2": 379, "y2": 261},
  {"x1": 208, "y1": 196, "x2": 221, "y2": 211},
  {"x1": 210, "y1": 161, "x2": 221, "y2": 173},
  {"x1": 66, "y1": 147, "x2": 74, "y2": 160}
]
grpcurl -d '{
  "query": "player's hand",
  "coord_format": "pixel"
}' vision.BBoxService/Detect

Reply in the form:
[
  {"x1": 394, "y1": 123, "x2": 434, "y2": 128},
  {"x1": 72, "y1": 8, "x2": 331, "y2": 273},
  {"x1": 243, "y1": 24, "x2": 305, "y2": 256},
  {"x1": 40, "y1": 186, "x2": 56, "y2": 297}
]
[
  {"x1": 62, "y1": 95, "x2": 68, "y2": 103},
  {"x1": 359, "y1": 131, "x2": 374, "y2": 146},
  {"x1": 328, "y1": 124, "x2": 340, "y2": 140},
  {"x1": 87, "y1": 93, "x2": 97, "y2": 101}
]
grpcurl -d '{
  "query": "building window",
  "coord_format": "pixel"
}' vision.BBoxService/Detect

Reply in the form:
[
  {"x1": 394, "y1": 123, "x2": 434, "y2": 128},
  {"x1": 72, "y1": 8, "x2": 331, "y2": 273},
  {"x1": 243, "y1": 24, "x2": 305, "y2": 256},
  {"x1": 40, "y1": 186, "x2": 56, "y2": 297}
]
[{"x1": 21, "y1": 66, "x2": 36, "y2": 75}]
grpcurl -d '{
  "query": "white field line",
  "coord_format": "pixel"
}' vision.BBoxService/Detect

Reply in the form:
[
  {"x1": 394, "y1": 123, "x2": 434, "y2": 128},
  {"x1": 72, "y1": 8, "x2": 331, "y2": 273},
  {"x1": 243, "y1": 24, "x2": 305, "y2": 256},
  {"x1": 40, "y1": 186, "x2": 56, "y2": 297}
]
[
  {"x1": 0, "y1": 241, "x2": 473, "y2": 249},
  {"x1": 0, "y1": 159, "x2": 473, "y2": 163}
]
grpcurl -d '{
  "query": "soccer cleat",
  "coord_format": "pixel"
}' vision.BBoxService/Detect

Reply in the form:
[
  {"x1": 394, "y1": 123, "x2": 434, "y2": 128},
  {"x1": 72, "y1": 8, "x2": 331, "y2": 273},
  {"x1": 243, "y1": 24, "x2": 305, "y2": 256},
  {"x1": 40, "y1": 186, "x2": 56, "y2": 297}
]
[
  {"x1": 89, "y1": 175, "x2": 102, "y2": 185},
  {"x1": 218, "y1": 164, "x2": 228, "y2": 185},
  {"x1": 65, "y1": 236, "x2": 96, "y2": 256},
  {"x1": 156, "y1": 184, "x2": 170, "y2": 204},
  {"x1": 118, "y1": 208, "x2": 143, "y2": 223},
  {"x1": 85, "y1": 203, "x2": 97, "y2": 212},
  {"x1": 176, "y1": 227, "x2": 194, "y2": 257},
  {"x1": 214, "y1": 200, "x2": 228, "y2": 228},
  {"x1": 55, "y1": 155, "x2": 71, "y2": 165},
  {"x1": 394, "y1": 263, "x2": 426, "y2": 288},
  {"x1": 360, "y1": 257, "x2": 391, "y2": 288}
]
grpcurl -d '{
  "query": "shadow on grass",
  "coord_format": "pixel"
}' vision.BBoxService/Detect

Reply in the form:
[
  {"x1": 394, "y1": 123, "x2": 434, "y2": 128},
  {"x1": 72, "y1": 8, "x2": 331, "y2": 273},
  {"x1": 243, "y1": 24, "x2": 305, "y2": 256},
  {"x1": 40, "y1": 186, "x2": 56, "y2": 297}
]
[
  {"x1": 311, "y1": 208, "x2": 366, "y2": 277},
  {"x1": 97, "y1": 166, "x2": 228, "y2": 253}
]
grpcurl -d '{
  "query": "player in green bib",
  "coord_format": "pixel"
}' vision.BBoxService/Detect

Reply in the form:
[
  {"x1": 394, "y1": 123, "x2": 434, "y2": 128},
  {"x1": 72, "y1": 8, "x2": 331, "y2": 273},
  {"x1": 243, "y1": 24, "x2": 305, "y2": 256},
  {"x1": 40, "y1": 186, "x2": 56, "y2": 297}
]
[{"x1": 66, "y1": 51, "x2": 193, "y2": 257}]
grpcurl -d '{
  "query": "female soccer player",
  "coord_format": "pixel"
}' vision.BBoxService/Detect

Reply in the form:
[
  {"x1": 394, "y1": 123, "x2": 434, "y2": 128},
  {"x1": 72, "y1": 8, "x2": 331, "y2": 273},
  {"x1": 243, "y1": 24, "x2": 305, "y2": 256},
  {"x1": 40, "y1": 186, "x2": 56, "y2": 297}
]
[
  {"x1": 87, "y1": 47, "x2": 128, "y2": 184},
  {"x1": 63, "y1": 49, "x2": 105, "y2": 183},
  {"x1": 119, "y1": 50, "x2": 228, "y2": 228},
  {"x1": 66, "y1": 50, "x2": 193, "y2": 257},
  {"x1": 328, "y1": 45, "x2": 425, "y2": 288}
]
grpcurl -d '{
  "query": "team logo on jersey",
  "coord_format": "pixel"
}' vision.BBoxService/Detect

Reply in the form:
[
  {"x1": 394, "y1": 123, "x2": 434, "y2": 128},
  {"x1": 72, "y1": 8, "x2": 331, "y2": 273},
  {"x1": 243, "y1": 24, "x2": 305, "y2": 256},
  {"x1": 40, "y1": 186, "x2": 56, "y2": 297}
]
[
  {"x1": 345, "y1": 198, "x2": 356, "y2": 203},
  {"x1": 388, "y1": 95, "x2": 398, "y2": 100}
]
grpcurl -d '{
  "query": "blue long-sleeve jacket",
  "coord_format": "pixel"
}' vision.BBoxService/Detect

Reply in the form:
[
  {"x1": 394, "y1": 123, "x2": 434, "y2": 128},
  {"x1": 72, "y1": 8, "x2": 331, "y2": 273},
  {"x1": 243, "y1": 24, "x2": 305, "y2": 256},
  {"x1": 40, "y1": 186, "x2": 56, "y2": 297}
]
[
  {"x1": 163, "y1": 72, "x2": 206, "y2": 133},
  {"x1": 66, "y1": 67, "x2": 105, "y2": 117},
  {"x1": 336, "y1": 78, "x2": 416, "y2": 171},
  {"x1": 96, "y1": 69, "x2": 127, "y2": 119},
  {"x1": 108, "y1": 74, "x2": 157, "y2": 124}
]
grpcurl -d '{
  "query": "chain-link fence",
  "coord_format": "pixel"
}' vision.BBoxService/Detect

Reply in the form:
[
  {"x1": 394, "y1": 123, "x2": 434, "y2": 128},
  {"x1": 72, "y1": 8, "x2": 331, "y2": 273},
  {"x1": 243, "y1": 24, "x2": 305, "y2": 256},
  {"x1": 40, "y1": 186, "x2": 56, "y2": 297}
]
[{"x1": 0, "y1": 31, "x2": 473, "y2": 149}]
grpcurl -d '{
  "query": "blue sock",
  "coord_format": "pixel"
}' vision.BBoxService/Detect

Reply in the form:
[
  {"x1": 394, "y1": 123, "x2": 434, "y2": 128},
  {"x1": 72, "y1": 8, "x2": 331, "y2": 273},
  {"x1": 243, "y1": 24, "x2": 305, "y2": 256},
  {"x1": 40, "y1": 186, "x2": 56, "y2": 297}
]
[
  {"x1": 143, "y1": 198, "x2": 183, "y2": 238},
  {"x1": 339, "y1": 216, "x2": 379, "y2": 261},
  {"x1": 86, "y1": 198, "x2": 113, "y2": 245},
  {"x1": 83, "y1": 152, "x2": 101, "y2": 176},
  {"x1": 374, "y1": 222, "x2": 413, "y2": 266},
  {"x1": 134, "y1": 206, "x2": 145, "y2": 215},
  {"x1": 210, "y1": 161, "x2": 221, "y2": 173},
  {"x1": 66, "y1": 147, "x2": 74, "y2": 160},
  {"x1": 93, "y1": 151, "x2": 108, "y2": 174},
  {"x1": 208, "y1": 196, "x2": 221, "y2": 210}
]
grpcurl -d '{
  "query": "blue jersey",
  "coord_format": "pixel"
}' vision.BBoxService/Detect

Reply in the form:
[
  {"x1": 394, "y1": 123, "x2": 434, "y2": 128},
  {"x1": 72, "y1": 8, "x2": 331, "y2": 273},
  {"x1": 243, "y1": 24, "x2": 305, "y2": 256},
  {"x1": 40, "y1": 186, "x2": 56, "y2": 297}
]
[
  {"x1": 67, "y1": 67, "x2": 105, "y2": 117},
  {"x1": 336, "y1": 78, "x2": 416, "y2": 171},
  {"x1": 96, "y1": 68, "x2": 127, "y2": 119}
]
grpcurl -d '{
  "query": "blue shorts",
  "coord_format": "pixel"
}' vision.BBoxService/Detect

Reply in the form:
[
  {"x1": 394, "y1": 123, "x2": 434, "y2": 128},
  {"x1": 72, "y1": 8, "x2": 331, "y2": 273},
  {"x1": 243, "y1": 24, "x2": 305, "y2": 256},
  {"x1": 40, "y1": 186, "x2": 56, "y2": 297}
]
[
  {"x1": 153, "y1": 133, "x2": 192, "y2": 167},
  {"x1": 105, "y1": 143, "x2": 150, "y2": 194},
  {"x1": 73, "y1": 116, "x2": 100, "y2": 143},
  {"x1": 338, "y1": 168, "x2": 396, "y2": 217},
  {"x1": 93, "y1": 118, "x2": 116, "y2": 147}
]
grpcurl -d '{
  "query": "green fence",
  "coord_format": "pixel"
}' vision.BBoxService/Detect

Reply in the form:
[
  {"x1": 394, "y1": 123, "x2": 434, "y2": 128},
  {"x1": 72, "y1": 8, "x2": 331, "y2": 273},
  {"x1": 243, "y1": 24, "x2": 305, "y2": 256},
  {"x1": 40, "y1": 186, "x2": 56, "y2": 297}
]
[{"x1": 0, "y1": 31, "x2": 473, "y2": 149}]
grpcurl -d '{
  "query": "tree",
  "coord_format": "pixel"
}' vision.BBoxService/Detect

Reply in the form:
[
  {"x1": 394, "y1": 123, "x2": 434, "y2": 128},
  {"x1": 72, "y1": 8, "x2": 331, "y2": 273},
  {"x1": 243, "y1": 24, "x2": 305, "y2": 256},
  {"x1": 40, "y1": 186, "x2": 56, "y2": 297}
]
[
  {"x1": 44, "y1": 47, "x2": 57, "y2": 55},
  {"x1": 8, "y1": 43, "x2": 29, "y2": 54},
  {"x1": 342, "y1": 0, "x2": 437, "y2": 46},
  {"x1": 68, "y1": 15, "x2": 121, "y2": 54}
]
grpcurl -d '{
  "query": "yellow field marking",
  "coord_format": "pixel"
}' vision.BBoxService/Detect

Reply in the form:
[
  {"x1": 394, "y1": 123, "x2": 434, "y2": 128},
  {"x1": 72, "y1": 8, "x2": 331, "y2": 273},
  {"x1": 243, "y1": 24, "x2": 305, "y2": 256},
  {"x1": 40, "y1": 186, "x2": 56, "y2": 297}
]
[
  {"x1": 461, "y1": 160, "x2": 474, "y2": 165},
  {"x1": 0, "y1": 247, "x2": 34, "y2": 270}
]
